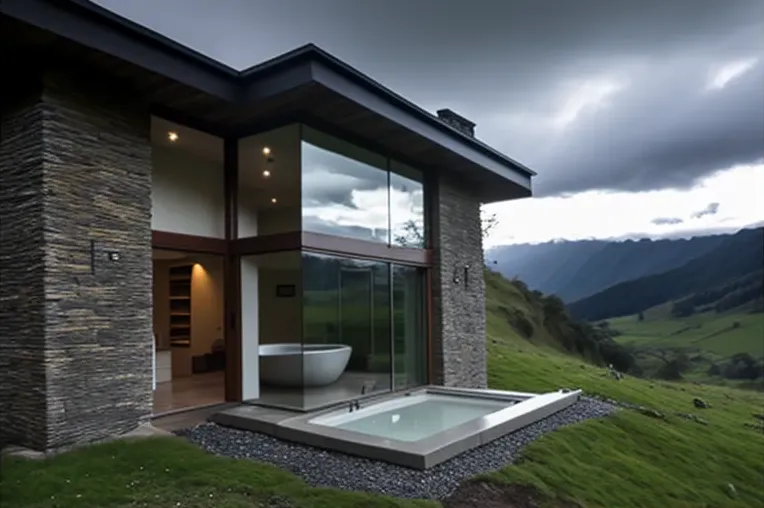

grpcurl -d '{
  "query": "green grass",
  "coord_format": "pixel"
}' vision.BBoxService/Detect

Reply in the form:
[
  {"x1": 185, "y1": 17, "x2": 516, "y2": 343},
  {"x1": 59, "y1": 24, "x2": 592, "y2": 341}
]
[
  {"x1": 609, "y1": 311, "x2": 764, "y2": 359},
  {"x1": 0, "y1": 437, "x2": 436, "y2": 508}
]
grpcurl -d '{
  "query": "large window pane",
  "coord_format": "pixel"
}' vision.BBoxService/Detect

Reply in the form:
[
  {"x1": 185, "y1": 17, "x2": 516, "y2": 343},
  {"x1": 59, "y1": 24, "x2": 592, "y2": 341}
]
[
  {"x1": 392, "y1": 265, "x2": 427, "y2": 389},
  {"x1": 302, "y1": 252, "x2": 391, "y2": 409},
  {"x1": 151, "y1": 116, "x2": 224, "y2": 238},
  {"x1": 238, "y1": 125, "x2": 301, "y2": 237},
  {"x1": 301, "y1": 127, "x2": 389, "y2": 243},
  {"x1": 390, "y1": 161, "x2": 425, "y2": 248}
]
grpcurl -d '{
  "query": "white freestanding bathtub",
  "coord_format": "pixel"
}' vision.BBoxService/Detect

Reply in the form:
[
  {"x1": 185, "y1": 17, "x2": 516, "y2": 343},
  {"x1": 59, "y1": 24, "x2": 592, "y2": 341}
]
[{"x1": 259, "y1": 343, "x2": 352, "y2": 388}]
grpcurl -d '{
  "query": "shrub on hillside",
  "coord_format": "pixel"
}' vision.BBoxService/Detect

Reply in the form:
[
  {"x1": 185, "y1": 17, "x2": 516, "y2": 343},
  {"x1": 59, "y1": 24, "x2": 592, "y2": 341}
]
[{"x1": 721, "y1": 353, "x2": 764, "y2": 381}]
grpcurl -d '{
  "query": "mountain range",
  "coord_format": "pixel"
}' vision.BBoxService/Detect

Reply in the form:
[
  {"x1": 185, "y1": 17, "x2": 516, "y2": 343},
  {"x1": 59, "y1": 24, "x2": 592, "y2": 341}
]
[{"x1": 487, "y1": 226, "x2": 764, "y2": 321}]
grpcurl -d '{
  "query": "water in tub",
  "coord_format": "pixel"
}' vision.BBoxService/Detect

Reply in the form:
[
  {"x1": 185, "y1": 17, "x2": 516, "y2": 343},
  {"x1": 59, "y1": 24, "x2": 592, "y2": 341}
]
[{"x1": 330, "y1": 395, "x2": 514, "y2": 441}]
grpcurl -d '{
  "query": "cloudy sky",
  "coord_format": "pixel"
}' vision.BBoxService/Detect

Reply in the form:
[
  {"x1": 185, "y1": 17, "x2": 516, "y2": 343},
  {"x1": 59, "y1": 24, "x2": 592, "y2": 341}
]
[{"x1": 95, "y1": 0, "x2": 764, "y2": 246}]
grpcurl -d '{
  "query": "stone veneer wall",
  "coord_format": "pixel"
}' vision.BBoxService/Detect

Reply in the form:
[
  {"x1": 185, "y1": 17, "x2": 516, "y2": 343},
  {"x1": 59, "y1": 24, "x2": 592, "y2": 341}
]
[
  {"x1": 0, "y1": 68, "x2": 154, "y2": 450},
  {"x1": 430, "y1": 174, "x2": 487, "y2": 388},
  {"x1": 0, "y1": 87, "x2": 48, "y2": 450}
]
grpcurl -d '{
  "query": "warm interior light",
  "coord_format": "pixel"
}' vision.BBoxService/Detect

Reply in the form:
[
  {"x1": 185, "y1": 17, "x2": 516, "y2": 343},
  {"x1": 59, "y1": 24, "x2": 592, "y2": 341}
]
[
  {"x1": 262, "y1": 147, "x2": 271, "y2": 156},
  {"x1": 168, "y1": 131, "x2": 179, "y2": 142},
  {"x1": 271, "y1": 198, "x2": 277, "y2": 204},
  {"x1": 263, "y1": 170, "x2": 271, "y2": 177}
]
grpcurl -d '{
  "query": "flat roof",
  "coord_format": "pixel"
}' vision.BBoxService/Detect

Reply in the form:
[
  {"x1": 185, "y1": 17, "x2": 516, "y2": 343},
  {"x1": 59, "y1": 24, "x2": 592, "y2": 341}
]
[{"x1": 1, "y1": 0, "x2": 534, "y2": 198}]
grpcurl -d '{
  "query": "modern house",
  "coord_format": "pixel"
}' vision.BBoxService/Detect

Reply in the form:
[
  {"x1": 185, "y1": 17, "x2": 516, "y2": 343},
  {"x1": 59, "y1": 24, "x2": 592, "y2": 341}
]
[{"x1": 0, "y1": 0, "x2": 534, "y2": 452}]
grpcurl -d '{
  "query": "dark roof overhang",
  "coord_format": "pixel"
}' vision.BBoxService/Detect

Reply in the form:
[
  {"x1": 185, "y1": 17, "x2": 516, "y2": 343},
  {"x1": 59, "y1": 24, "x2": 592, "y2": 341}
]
[{"x1": 1, "y1": 0, "x2": 534, "y2": 202}]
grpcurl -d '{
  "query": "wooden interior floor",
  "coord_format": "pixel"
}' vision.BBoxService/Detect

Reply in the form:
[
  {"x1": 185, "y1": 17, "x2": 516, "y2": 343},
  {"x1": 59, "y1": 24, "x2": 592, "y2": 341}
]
[{"x1": 153, "y1": 371, "x2": 226, "y2": 415}]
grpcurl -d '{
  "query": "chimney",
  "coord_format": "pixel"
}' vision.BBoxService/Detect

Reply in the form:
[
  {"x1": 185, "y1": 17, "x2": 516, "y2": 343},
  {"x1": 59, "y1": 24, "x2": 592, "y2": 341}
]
[{"x1": 437, "y1": 108, "x2": 476, "y2": 137}]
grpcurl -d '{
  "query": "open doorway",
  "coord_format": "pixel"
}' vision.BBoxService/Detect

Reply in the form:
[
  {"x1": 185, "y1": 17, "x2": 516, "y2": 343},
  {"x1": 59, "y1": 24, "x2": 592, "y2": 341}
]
[{"x1": 152, "y1": 249, "x2": 226, "y2": 414}]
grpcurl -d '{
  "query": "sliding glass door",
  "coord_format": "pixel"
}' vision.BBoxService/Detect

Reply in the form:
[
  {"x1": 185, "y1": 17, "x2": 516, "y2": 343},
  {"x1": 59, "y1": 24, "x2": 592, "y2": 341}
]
[
  {"x1": 392, "y1": 265, "x2": 427, "y2": 390},
  {"x1": 302, "y1": 252, "x2": 391, "y2": 408},
  {"x1": 338, "y1": 266, "x2": 392, "y2": 378}
]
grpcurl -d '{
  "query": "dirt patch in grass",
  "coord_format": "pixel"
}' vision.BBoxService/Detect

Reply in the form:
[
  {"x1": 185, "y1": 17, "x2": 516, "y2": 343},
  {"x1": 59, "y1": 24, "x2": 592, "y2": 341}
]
[{"x1": 443, "y1": 480, "x2": 579, "y2": 508}]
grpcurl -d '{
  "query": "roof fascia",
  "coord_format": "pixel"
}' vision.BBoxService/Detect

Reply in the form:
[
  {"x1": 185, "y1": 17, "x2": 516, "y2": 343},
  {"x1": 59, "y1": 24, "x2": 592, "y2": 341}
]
[{"x1": 1, "y1": 0, "x2": 241, "y2": 100}]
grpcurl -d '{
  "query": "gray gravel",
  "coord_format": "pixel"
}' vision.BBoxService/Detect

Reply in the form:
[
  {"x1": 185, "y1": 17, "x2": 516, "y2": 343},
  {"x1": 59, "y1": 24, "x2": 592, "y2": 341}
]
[{"x1": 179, "y1": 396, "x2": 615, "y2": 500}]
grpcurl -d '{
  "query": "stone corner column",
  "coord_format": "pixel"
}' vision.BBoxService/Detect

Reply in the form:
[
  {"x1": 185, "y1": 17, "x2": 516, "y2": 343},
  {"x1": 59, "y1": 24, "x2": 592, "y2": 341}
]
[
  {"x1": 430, "y1": 174, "x2": 487, "y2": 389},
  {"x1": 41, "y1": 69, "x2": 154, "y2": 449},
  {"x1": 0, "y1": 89, "x2": 48, "y2": 451}
]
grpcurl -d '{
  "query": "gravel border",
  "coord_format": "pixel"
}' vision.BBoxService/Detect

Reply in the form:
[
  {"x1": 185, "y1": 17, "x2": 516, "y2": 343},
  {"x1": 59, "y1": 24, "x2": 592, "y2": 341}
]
[{"x1": 179, "y1": 397, "x2": 615, "y2": 500}]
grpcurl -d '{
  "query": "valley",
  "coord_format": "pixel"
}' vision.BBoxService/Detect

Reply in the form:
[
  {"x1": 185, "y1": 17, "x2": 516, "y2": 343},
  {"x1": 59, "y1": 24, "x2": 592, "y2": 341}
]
[{"x1": 481, "y1": 269, "x2": 764, "y2": 507}]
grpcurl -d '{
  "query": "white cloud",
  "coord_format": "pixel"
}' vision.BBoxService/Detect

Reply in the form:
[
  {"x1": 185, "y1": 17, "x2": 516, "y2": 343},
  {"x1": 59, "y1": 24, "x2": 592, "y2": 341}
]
[
  {"x1": 485, "y1": 162, "x2": 764, "y2": 247},
  {"x1": 707, "y1": 57, "x2": 758, "y2": 90},
  {"x1": 303, "y1": 188, "x2": 389, "y2": 230},
  {"x1": 552, "y1": 77, "x2": 625, "y2": 129}
]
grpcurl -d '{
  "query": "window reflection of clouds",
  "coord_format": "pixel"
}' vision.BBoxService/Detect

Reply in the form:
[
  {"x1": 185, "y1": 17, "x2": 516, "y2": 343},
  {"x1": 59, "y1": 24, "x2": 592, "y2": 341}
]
[
  {"x1": 390, "y1": 161, "x2": 425, "y2": 248},
  {"x1": 301, "y1": 126, "x2": 426, "y2": 247},
  {"x1": 301, "y1": 127, "x2": 389, "y2": 243}
]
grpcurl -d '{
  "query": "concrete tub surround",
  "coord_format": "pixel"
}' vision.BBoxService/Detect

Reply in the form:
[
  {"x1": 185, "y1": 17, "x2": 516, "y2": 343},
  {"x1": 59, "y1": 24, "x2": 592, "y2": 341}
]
[{"x1": 212, "y1": 387, "x2": 582, "y2": 469}]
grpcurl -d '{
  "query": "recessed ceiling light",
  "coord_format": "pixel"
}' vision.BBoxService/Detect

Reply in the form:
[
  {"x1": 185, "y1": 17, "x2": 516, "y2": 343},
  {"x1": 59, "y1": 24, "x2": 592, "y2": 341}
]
[
  {"x1": 263, "y1": 170, "x2": 271, "y2": 177},
  {"x1": 262, "y1": 147, "x2": 271, "y2": 156},
  {"x1": 168, "y1": 131, "x2": 179, "y2": 142},
  {"x1": 271, "y1": 198, "x2": 277, "y2": 204}
]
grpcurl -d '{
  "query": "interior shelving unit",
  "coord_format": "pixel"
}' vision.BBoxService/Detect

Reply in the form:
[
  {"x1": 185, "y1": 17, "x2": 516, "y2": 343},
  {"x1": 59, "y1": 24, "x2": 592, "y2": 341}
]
[{"x1": 168, "y1": 264, "x2": 193, "y2": 348}]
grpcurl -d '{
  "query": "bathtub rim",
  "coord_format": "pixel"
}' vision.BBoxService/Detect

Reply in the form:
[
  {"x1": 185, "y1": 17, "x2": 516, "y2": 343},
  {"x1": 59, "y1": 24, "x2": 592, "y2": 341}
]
[{"x1": 259, "y1": 343, "x2": 353, "y2": 357}]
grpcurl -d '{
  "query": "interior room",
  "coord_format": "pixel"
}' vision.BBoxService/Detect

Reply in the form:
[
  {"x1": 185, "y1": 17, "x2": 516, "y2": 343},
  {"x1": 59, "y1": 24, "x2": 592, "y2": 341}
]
[
  {"x1": 152, "y1": 249, "x2": 226, "y2": 414},
  {"x1": 243, "y1": 249, "x2": 428, "y2": 411}
]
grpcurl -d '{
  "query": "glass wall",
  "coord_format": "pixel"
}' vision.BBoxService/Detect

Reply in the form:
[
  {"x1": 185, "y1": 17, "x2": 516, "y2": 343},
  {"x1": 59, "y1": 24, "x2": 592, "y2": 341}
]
[
  {"x1": 301, "y1": 127, "x2": 389, "y2": 242},
  {"x1": 392, "y1": 265, "x2": 427, "y2": 389},
  {"x1": 302, "y1": 252, "x2": 392, "y2": 409},
  {"x1": 238, "y1": 125, "x2": 301, "y2": 237},
  {"x1": 236, "y1": 124, "x2": 430, "y2": 410},
  {"x1": 301, "y1": 126, "x2": 427, "y2": 247},
  {"x1": 150, "y1": 116, "x2": 225, "y2": 238},
  {"x1": 390, "y1": 161, "x2": 425, "y2": 248}
]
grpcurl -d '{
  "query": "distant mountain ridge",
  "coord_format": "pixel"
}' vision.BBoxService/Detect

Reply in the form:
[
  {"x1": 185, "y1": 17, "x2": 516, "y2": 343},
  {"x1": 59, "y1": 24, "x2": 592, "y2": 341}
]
[
  {"x1": 487, "y1": 230, "x2": 749, "y2": 302},
  {"x1": 567, "y1": 227, "x2": 764, "y2": 321}
]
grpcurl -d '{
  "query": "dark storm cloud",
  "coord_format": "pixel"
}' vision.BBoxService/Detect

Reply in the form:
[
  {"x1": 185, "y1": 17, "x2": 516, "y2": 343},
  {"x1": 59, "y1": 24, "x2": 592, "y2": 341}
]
[
  {"x1": 651, "y1": 217, "x2": 684, "y2": 226},
  {"x1": 95, "y1": 0, "x2": 764, "y2": 197},
  {"x1": 691, "y1": 202, "x2": 721, "y2": 219}
]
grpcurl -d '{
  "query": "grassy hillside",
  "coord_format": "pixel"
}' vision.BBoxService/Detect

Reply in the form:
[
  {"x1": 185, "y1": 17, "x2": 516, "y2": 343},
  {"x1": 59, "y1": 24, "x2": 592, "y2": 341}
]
[
  {"x1": 483, "y1": 270, "x2": 764, "y2": 507},
  {"x1": 611, "y1": 311, "x2": 764, "y2": 358},
  {"x1": 568, "y1": 227, "x2": 764, "y2": 321},
  {"x1": 607, "y1": 308, "x2": 764, "y2": 388}
]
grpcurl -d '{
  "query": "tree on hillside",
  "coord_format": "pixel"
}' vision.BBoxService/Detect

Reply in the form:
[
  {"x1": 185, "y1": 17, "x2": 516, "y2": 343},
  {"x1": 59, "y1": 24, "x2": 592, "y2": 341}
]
[
  {"x1": 643, "y1": 348, "x2": 690, "y2": 380},
  {"x1": 394, "y1": 205, "x2": 499, "y2": 250},
  {"x1": 481, "y1": 208, "x2": 498, "y2": 241},
  {"x1": 637, "y1": 311, "x2": 645, "y2": 322},
  {"x1": 722, "y1": 353, "x2": 763, "y2": 380}
]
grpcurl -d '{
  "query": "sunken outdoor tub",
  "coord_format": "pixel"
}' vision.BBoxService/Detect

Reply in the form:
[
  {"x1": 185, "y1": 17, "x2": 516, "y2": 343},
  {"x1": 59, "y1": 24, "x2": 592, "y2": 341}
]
[
  {"x1": 212, "y1": 386, "x2": 583, "y2": 469},
  {"x1": 259, "y1": 343, "x2": 352, "y2": 388}
]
